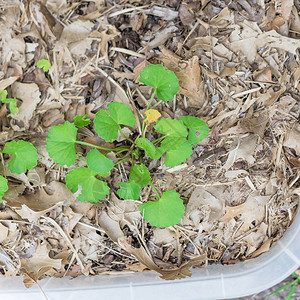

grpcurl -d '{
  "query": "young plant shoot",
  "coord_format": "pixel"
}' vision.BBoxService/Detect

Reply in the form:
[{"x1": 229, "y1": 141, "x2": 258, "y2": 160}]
[
  {"x1": 45, "y1": 64, "x2": 209, "y2": 228},
  {"x1": 0, "y1": 90, "x2": 19, "y2": 114},
  {"x1": 37, "y1": 59, "x2": 51, "y2": 72}
]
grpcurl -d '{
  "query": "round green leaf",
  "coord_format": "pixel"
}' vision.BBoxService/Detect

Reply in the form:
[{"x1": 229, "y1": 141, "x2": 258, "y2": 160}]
[
  {"x1": 3, "y1": 140, "x2": 38, "y2": 174},
  {"x1": 139, "y1": 64, "x2": 179, "y2": 102},
  {"x1": 117, "y1": 181, "x2": 140, "y2": 200},
  {"x1": 65, "y1": 167, "x2": 109, "y2": 203},
  {"x1": 129, "y1": 164, "x2": 151, "y2": 188},
  {"x1": 0, "y1": 176, "x2": 8, "y2": 203},
  {"x1": 165, "y1": 141, "x2": 193, "y2": 167},
  {"x1": 139, "y1": 190, "x2": 185, "y2": 227},
  {"x1": 94, "y1": 102, "x2": 136, "y2": 142},
  {"x1": 154, "y1": 118, "x2": 188, "y2": 151},
  {"x1": 46, "y1": 121, "x2": 78, "y2": 166},
  {"x1": 179, "y1": 116, "x2": 209, "y2": 145},
  {"x1": 74, "y1": 114, "x2": 91, "y2": 128},
  {"x1": 86, "y1": 149, "x2": 114, "y2": 175}
]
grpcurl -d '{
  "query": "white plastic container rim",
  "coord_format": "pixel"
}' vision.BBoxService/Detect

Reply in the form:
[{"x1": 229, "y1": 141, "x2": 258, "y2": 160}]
[{"x1": 1, "y1": 207, "x2": 299, "y2": 300}]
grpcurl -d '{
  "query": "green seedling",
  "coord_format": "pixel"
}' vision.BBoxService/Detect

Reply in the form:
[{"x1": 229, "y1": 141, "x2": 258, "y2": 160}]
[
  {"x1": 0, "y1": 140, "x2": 38, "y2": 202},
  {"x1": 0, "y1": 90, "x2": 18, "y2": 114},
  {"x1": 46, "y1": 64, "x2": 209, "y2": 228},
  {"x1": 269, "y1": 272, "x2": 300, "y2": 300},
  {"x1": 37, "y1": 59, "x2": 51, "y2": 72},
  {"x1": 74, "y1": 114, "x2": 91, "y2": 128}
]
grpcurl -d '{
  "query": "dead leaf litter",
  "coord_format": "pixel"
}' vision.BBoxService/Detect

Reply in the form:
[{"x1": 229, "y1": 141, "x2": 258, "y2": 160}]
[{"x1": 0, "y1": 0, "x2": 299, "y2": 286}]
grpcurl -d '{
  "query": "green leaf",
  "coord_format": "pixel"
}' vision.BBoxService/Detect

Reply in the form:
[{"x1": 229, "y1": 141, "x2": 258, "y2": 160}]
[
  {"x1": 37, "y1": 59, "x2": 51, "y2": 72},
  {"x1": 165, "y1": 141, "x2": 193, "y2": 167},
  {"x1": 117, "y1": 181, "x2": 140, "y2": 200},
  {"x1": 65, "y1": 167, "x2": 109, "y2": 203},
  {"x1": 179, "y1": 116, "x2": 209, "y2": 145},
  {"x1": 0, "y1": 90, "x2": 8, "y2": 101},
  {"x1": 3, "y1": 140, "x2": 38, "y2": 174},
  {"x1": 139, "y1": 64, "x2": 179, "y2": 102},
  {"x1": 135, "y1": 137, "x2": 164, "y2": 160},
  {"x1": 46, "y1": 121, "x2": 78, "y2": 166},
  {"x1": 287, "y1": 284, "x2": 298, "y2": 300},
  {"x1": 129, "y1": 164, "x2": 151, "y2": 187},
  {"x1": 154, "y1": 118, "x2": 188, "y2": 151},
  {"x1": 0, "y1": 176, "x2": 8, "y2": 203},
  {"x1": 94, "y1": 102, "x2": 136, "y2": 142},
  {"x1": 268, "y1": 280, "x2": 297, "y2": 296},
  {"x1": 86, "y1": 149, "x2": 114, "y2": 174},
  {"x1": 139, "y1": 190, "x2": 185, "y2": 227},
  {"x1": 2, "y1": 98, "x2": 18, "y2": 114},
  {"x1": 74, "y1": 114, "x2": 91, "y2": 128}
]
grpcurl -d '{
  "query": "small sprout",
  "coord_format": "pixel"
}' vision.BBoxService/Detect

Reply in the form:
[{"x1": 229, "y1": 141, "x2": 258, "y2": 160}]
[
  {"x1": 3, "y1": 140, "x2": 38, "y2": 174},
  {"x1": 65, "y1": 167, "x2": 109, "y2": 203},
  {"x1": 0, "y1": 176, "x2": 8, "y2": 203},
  {"x1": 139, "y1": 64, "x2": 179, "y2": 102},
  {"x1": 139, "y1": 190, "x2": 185, "y2": 227},
  {"x1": 74, "y1": 114, "x2": 91, "y2": 128},
  {"x1": 37, "y1": 59, "x2": 51, "y2": 72},
  {"x1": 117, "y1": 181, "x2": 140, "y2": 200},
  {"x1": 94, "y1": 102, "x2": 136, "y2": 142},
  {"x1": 0, "y1": 90, "x2": 18, "y2": 114},
  {"x1": 46, "y1": 121, "x2": 78, "y2": 166}
]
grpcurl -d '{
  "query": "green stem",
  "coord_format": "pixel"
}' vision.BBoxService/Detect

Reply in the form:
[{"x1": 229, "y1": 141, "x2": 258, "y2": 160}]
[
  {"x1": 146, "y1": 88, "x2": 157, "y2": 111},
  {"x1": 152, "y1": 136, "x2": 165, "y2": 145},
  {"x1": 141, "y1": 88, "x2": 157, "y2": 135},
  {"x1": 149, "y1": 180, "x2": 160, "y2": 199},
  {"x1": 119, "y1": 127, "x2": 135, "y2": 144},
  {"x1": 115, "y1": 156, "x2": 131, "y2": 165},
  {"x1": 75, "y1": 141, "x2": 128, "y2": 152}
]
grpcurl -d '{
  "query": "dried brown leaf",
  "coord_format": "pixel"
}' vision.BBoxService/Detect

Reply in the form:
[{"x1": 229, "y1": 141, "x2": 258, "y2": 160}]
[
  {"x1": 21, "y1": 242, "x2": 62, "y2": 283},
  {"x1": 220, "y1": 195, "x2": 269, "y2": 232},
  {"x1": 160, "y1": 47, "x2": 205, "y2": 108}
]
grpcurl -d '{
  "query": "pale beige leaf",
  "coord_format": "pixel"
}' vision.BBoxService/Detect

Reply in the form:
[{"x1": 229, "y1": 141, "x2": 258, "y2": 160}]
[
  {"x1": 0, "y1": 76, "x2": 18, "y2": 90},
  {"x1": 21, "y1": 243, "x2": 62, "y2": 281},
  {"x1": 11, "y1": 82, "x2": 41, "y2": 128},
  {"x1": 283, "y1": 125, "x2": 300, "y2": 156},
  {"x1": 223, "y1": 134, "x2": 258, "y2": 170},
  {"x1": 220, "y1": 195, "x2": 269, "y2": 232}
]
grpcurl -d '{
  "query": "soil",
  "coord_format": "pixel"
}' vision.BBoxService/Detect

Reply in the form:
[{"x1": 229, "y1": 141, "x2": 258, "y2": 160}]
[{"x1": 0, "y1": 0, "x2": 299, "y2": 288}]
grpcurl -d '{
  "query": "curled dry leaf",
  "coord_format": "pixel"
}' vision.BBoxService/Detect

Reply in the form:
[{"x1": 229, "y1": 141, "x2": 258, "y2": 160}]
[
  {"x1": 160, "y1": 46, "x2": 205, "y2": 108},
  {"x1": 118, "y1": 237, "x2": 207, "y2": 280}
]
